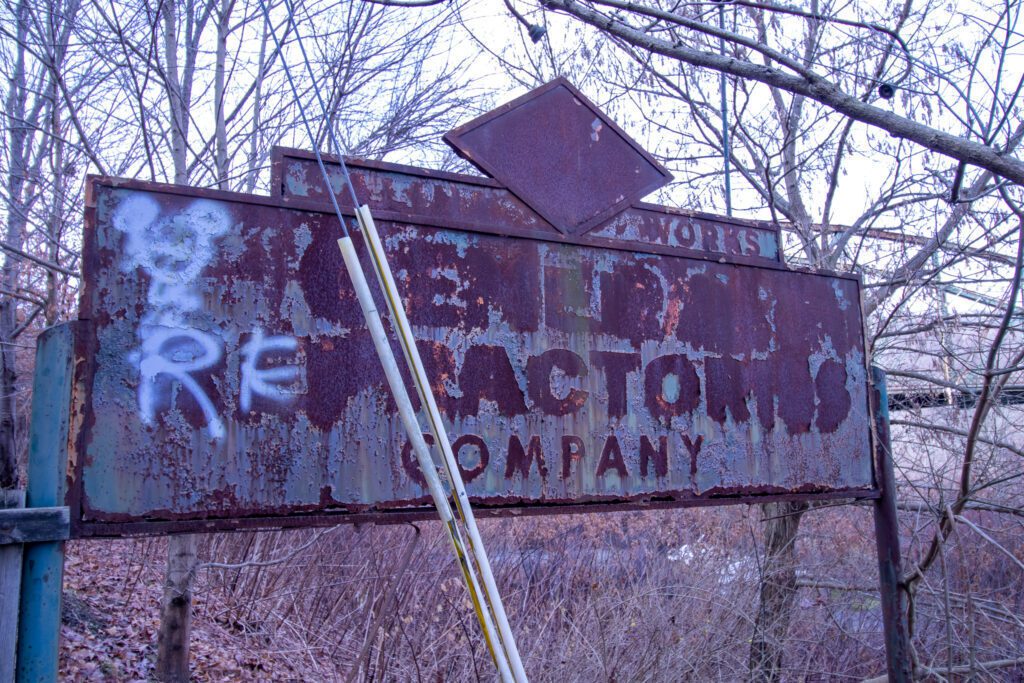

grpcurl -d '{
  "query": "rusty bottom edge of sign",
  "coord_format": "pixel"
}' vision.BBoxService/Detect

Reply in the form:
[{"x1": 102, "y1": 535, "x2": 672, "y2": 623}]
[{"x1": 71, "y1": 489, "x2": 879, "y2": 539}]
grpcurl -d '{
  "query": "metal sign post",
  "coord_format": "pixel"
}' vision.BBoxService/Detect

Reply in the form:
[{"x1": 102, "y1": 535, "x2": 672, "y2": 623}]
[{"x1": 871, "y1": 367, "x2": 912, "y2": 682}]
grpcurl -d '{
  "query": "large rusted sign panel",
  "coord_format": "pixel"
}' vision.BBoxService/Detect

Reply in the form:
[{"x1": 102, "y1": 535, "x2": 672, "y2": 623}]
[{"x1": 71, "y1": 83, "x2": 875, "y2": 536}]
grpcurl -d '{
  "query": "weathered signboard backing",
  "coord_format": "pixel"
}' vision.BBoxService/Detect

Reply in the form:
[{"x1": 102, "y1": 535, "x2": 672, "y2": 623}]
[{"x1": 70, "y1": 81, "x2": 877, "y2": 536}]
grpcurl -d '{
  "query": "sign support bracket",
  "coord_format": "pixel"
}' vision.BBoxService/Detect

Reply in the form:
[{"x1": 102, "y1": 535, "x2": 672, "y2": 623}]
[{"x1": 871, "y1": 366, "x2": 912, "y2": 682}]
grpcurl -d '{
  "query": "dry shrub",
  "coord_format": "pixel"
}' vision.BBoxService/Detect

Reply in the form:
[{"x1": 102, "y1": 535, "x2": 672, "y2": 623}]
[{"x1": 61, "y1": 494, "x2": 1024, "y2": 680}]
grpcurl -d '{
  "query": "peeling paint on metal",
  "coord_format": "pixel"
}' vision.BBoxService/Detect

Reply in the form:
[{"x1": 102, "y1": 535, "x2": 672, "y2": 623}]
[{"x1": 75, "y1": 165, "x2": 874, "y2": 533}]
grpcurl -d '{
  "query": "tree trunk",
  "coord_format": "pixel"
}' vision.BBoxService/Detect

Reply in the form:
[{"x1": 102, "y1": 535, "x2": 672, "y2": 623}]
[
  {"x1": 244, "y1": 15, "x2": 269, "y2": 194},
  {"x1": 0, "y1": 0, "x2": 31, "y2": 490},
  {"x1": 213, "y1": 0, "x2": 231, "y2": 189},
  {"x1": 156, "y1": 533, "x2": 198, "y2": 682},
  {"x1": 155, "y1": 3, "x2": 208, "y2": 676},
  {"x1": 162, "y1": 0, "x2": 188, "y2": 186},
  {"x1": 748, "y1": 501, "x2": 808, "y2": 683}
]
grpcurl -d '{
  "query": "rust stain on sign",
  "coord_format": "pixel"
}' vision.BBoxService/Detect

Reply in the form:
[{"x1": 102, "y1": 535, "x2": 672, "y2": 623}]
[
  {"x1": 275, "y1": 152, "x2": 782, "y2": 264},
  {"x1": 70, "y1": 81, "x2": 875, "y2": 536}
]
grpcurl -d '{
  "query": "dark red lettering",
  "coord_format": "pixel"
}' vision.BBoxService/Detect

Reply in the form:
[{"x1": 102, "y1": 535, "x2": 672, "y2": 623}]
[
  {"x1": 401, "y1": 433, "x2": 435, "y2": 488},
  {"x1": 644, "y1": 354, "x2": 700, "y2": 421},
  {"x1": 702, "y1": 224, "x2": 723, "y2": 253},
  {"x1": 402, "y1": 242, "x2": 486, "y2": 330},
  {"x1": 399, "y1": 240, "x2": 542, "y2": 332},
  {"x1": 590, "y1": 350, "x2": 639, "y2": 418},
  {"x1": 527, "y1": 349, "x2": 589, "y2": 415},
  {"x1": 682, "y1": 221, "x2": 702, "y2": 250},
  {"x1": 674, "y1": 274, "x2": 736, "y2": 355},
  {"x1": 596, "y1": 436, "x2": 628, "y2": 478},
  {"x1": 504, "y1": 435, "x2": 548, "y2": 480},
  {"x1": 768, "y1": 276, "x2": 854, "y2": 433},
  {"x1": 814, "y1": 360, "x2": 849, "y2": 433},
  {"x1": 303, "y1": 332, "x2": 381, "y2": 430},
  {"x1": 453, "y1": 344, "x2": 527, "y2": 417},
  {"x1": 720, "y1": 228, "x2": 741, "y2": 256},
  {"x1": 452, "y1": 434, "x2": 489, "y2": 483},
  {"x1": 704, "y1": 357, "x2": 775, "y2": 431},
  {"x1": 736, "y1": 229, "x2": 751, "y2": 256},
  {"x1": 776, "y1": 357, "x2": 815, "y2": 433},
  {"x1": 410, "y1": 339, "x2": 456, "y2": 413},
  {"x1": 674, "y1": 221, "x2": 697, "y2": 250},
  {"x1": 598, "y1": 265, "x2": 663, "y2": 345},
  {"x1": 742, "y1": 229, "x2": 763, "y2": 257},
  {"x1": 561, "y1": 435, "x2": 585, "y2": 479},
  {"x1": 683, "y1": 434, "x2": 703, "y2": 480},
  {"x1": 297, "y1": 228, "x2": 363, "y2": 323},
  {"x1": 639, "y1": 435, "x2": 668, "y2": 478}
]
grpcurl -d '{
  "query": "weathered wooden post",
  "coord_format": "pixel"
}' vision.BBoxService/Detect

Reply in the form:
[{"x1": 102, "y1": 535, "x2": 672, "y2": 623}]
[
  {"x1": 16, "y1": 322, "x2": 75, "y2": 683},
  {"x1": 1, "y1": 488, "x2": 26, "y2": 681}
]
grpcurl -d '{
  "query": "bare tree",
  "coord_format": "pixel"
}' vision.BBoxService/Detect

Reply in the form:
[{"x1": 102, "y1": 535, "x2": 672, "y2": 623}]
[
  {"x1": 477, "y1": 0, "x2": 1024, "y2": 678},
  {"x1": 543, "y1": 0, "x2": 1024, "y2": 184},
  {"x1": 1, "y1": 0, "x2": 87, "y2": 490},
  {"x1": 6, "y1": 0, "x2": 1024, "y2": 679},
  {"x1": 0, "y1": 0, "x2": 476, "y2": 678}
]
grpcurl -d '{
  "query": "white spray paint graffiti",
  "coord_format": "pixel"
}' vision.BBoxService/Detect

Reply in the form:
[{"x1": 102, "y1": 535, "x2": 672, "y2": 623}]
[
  {"x1": 113, "y1": 195, "x2": 229, "y2": 325},
  {"x1": 138, "y1": 327, "x2": 224, "y2": 437},
  {"x1": 240, "y1": 330, "x2": 301, "y2": 411},
  {"x1": 113, "y1": 193, "x2": 302, "y2": 437}
]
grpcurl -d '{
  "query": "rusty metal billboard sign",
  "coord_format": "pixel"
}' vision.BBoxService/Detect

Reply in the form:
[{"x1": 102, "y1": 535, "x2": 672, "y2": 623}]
[{"x1": 70, "y1": 80, "x2": 876, "y2": 536}]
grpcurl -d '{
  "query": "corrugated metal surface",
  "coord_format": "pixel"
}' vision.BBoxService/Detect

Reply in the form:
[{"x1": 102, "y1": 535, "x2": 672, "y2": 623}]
[{"x1": 72, "y1": 162, "x2": 874, "y2": 535}]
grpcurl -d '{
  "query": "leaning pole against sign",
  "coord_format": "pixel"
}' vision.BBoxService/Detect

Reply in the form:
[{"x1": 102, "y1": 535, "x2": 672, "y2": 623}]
[
  {"x1": 4, "y1": 78, "x2": 911, "y2": 682},
  {"x1": 335, "y1": 227, "x2": 519, "y2": 682},
  {"x1": 351, "y1": 204, "x2": 528, "y2": 681},
  {"x1": 252, "y1": 3, "x2": 525, "y2": 677}
]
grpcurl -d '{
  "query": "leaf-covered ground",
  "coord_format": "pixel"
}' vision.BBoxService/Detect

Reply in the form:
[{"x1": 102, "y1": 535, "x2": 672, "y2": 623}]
[{"x1": 59, "y1": 538, "x2": 314, "y2": 682}]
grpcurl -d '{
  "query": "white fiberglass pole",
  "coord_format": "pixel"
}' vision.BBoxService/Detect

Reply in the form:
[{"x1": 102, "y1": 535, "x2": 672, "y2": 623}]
[
  {"x1": 254, "y1": 1, "x2": 518, "y2": 677},
  {"x1": 355, "y1": 206, "x2": 528, "y2": 683},
  {"x1": 337, "y1": 235, "x2": 515, "y2": 683}
]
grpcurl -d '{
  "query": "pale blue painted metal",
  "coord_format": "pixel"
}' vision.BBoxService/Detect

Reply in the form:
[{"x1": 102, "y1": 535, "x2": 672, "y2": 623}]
[{"x1": 18, "y1": 322, "x2": 76, "y2": 683}]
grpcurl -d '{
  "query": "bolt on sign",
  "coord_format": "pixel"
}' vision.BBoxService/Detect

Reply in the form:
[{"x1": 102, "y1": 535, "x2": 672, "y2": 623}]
[{"x1": 71, "y1": 79, "x2": 876, "y2": 536}]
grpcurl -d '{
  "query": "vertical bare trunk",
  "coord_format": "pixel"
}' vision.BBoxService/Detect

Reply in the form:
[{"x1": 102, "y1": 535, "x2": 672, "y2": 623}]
[
  {"x1": 156, "y1": 3, "x2": 203, "y2": 678},
  {"x1": 748, "y1": 501, "x2": 808, "y2": 683},
  {"x1": 0, "y1": 0, "x2": 31, "y2": 490},
  {"x1": 45, "y1": 9, "x2": 66, "y2": 328},
  {"x1": 163, "y1": 1, "x2": 188, "y2": 185},
  {"x1": 156, "y1": 534, "x2": 198, "y2": 682},
  {"x1": 245, "y1": 8, "x2": 269, "y2": 193},
  {"x1": 213, "y1": 0, "x2": 231, "y2": 188}
]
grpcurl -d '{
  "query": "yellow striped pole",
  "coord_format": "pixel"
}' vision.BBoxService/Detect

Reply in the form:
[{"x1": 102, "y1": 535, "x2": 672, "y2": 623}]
[
  {"x1": 337, "y1": 236, "x2": 515, "y2": 683},
  {"x1": 356, "y1": 206, "x2": 528, "y2": 682}
]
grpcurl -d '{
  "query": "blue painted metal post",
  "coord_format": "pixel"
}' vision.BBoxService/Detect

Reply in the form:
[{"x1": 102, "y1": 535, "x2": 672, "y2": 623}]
[
  {"x1": 17, "y1": 323, "x2": 76, "y2": 683},
  {"x1": 870, "y1": 366, "x2": 912, "y2": 682}
]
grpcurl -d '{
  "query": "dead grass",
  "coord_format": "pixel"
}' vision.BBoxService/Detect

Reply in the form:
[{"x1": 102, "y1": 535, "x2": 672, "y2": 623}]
[{"x1": 59, "y1": 501, "x2": 1024, "y2": 681}]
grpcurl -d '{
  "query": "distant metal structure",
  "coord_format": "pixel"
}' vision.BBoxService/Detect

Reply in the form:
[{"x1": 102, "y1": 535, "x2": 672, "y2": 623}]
[{"x1": 5, "y1": 79, "x2": 909, "y2": 682}]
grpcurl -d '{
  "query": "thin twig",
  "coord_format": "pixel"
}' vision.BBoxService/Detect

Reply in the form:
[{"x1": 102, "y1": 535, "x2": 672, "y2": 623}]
[{"x1": 200, "y1": 526, "x2": 339, "y2": 571}]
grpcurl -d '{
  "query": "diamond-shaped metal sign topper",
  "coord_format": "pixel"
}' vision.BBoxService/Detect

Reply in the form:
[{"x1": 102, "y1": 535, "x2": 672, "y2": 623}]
[{"x1": 444, "y1": 78, "x2": 673, "y2": 236}]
